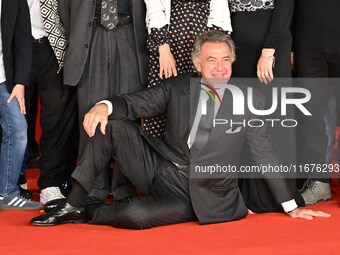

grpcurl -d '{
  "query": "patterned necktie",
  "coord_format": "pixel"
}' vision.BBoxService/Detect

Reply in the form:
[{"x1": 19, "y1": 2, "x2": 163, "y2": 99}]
[{"x1": 101, "y1": 0, "x2": 119, "y2": 30}]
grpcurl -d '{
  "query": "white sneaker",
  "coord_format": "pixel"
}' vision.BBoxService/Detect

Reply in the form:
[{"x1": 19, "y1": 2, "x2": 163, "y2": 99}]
[{"x1": 40, "y1": 187, "x2": 65, "y2": 204}]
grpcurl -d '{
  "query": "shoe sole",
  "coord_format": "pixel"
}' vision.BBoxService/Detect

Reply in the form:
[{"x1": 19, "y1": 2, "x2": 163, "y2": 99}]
[
  {"x1": 0, "y1": 205, "x2": 43, "y2": 211},
  {"x1": 31, "y1": 219, "x2": 87, "y2": 226},
  {"x1": 305, "y1": 197, "x2": 332, "y2": 206}
]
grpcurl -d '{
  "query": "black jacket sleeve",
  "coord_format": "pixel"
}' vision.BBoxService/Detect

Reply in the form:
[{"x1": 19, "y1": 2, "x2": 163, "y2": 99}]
[
  {"x1": 107, "y1": 82, "x2": 171, "y2": 120},
  {"x1": 263, "y1": 0, "x2": 295, "y2": 49},
  {"x1": 13, "y1": 0, "x2": 32, "y2": 86}
]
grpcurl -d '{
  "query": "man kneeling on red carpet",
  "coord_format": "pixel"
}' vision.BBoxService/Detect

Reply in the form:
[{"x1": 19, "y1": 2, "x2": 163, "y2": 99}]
[{"x1": 30, "y1": 31, "x2": 330, "y2": 229}]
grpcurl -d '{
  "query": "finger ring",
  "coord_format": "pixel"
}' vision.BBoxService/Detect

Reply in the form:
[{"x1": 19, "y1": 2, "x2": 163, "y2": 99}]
[{"x1": 264, "y1": 72, "x2": 269, "y2": 75}]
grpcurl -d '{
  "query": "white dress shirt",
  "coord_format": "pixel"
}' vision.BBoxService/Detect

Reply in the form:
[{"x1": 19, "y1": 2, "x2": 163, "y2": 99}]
[{"x1": 27, "y1": 0, "x2": 47, "y2": 39}]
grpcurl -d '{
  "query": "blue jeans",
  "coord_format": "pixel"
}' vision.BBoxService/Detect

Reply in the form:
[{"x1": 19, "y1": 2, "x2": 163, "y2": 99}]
[{"x1": 0, "y1": 82, "x2": 27, "y2": 196}]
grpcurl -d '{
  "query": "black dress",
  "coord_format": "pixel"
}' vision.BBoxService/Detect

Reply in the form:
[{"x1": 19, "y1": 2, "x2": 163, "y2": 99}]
[
  {"x1": 230, "y1": 0, "x2": 293, "y2": 78},
  {"x1": 144, "y1": 0, "x2": 224, "y2": 136},
  {"x1": 229, "y1": 0, "x2": 305, "y2": 212}
]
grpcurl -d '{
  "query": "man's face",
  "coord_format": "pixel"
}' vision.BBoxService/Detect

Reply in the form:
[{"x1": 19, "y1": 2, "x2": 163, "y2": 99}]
[{"x1": 193, "y1": 42, "x2": 232, "y2": 86}]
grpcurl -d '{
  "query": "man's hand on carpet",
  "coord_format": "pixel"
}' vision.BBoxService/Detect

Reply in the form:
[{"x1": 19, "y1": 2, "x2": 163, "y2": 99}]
[
  {"x1": 83, "y1": 104, "x2": 108, "y2": 137},
  {"x1": 288, "y1": 208, "x2": 331, "y2": 220}
]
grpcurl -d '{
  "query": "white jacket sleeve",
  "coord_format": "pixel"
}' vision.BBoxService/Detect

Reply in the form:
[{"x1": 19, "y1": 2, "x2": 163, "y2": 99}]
[
  {"x1": 144, "y1": 0, "x2": 170, "y2": 33},
  {"x1": 207, "y1": 0, "x2": 233, "y2": 32}
]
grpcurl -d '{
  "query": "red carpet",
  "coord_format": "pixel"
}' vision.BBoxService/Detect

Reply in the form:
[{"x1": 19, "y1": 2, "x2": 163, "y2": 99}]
[{"x1": 1, "y1": 169, "x2": 340, "y2": 255}]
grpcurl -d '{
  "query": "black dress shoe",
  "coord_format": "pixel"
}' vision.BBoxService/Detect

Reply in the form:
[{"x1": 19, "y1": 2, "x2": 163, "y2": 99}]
[
  {"x1": 60, "y1": 179, "x2": 72, "y2": 197},
  {"x1": 44, "y1": 198, "x2": 66, "y2": 213},
  {"x1": 17, "y1": 172, "x2": 27, "y2": 186},
  {"x1": 19, "y1": 186, "x2": 33, "y2": 199},
  {"x1": 30, "y1": 202, "x2": 87, "y2": 226},
  {"x1": 17, "y1": 173, "x2": 33, "y2": 199},
  {"x1": 85, "y1": 196, "x2": 107, "y2": 220}
]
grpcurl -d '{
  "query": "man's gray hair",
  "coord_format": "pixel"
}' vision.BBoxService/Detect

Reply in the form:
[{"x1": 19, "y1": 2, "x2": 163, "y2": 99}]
[{"x1": 191, "y1": 31, "x2": 236, "y2": 62}]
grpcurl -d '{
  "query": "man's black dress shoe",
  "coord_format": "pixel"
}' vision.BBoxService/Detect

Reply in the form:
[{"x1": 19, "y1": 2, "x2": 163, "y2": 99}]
[
  {"x1": 17, "y1": 173, "x2": 33, "y2": 199},
  {"x1": 60, "y1": 179, "x2": 72, "y2": 197},
  {"x1": 85, "y1": 196, "x2": 107, "y2": 220},
  {"x1": 30, "y1": 201, "x2": 87, "y2": 226},
  {"x1": 44, "y1": 198, "x2": 66, "y2": 213}
]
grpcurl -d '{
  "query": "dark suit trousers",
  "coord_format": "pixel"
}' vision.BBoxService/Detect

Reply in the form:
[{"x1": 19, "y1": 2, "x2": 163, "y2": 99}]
[
  {"x1": 295, "y1": 47, "x2": 340, "y2": 183},
  {"x1": 76, "y1": 23, "x2": 142, "y2": 200},
  {"x1": 72, "y1": 120, "x2": 196, "y2": 229},
  {"x1": 26, "y1": 39, "x2": 78, "y2": 189}
]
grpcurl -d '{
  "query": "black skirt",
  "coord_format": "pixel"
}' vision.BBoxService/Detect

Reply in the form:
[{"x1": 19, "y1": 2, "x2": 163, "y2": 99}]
[{"x1": 231, "y1": 9, "x2": 304, "y2": 212}]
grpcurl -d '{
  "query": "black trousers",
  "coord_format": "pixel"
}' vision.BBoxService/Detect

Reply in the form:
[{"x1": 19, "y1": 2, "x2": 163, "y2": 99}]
[
  {"x1": 26, "y1": 84, "x2": 40, "y2": 161},
  {"x1": 26, "y1": 39, "x2": 78, "y2": 189},
  {"x1": 294, "y1": 47, "x2": 340, "y2": 183},
  {"x1": 76, "y1": 23, "x2": 142, "y2": 201},
  {"x1": 72, "y1": 120, "x2": 196, "y2": 229}
]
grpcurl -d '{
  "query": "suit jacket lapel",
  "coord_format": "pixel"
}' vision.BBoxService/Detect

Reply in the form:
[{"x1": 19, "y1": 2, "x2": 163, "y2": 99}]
[{"x1": 189, "y1": 79, "x2": 201, "y2": 131}]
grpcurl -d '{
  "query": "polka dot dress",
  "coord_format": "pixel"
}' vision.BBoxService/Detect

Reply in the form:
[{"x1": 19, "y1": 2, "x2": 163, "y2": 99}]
[{"x1": 144, "y1": 0, "x2": 223, "y2": 137}]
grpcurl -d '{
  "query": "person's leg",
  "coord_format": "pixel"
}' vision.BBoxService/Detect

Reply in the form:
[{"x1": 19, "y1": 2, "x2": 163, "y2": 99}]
[
  {"x1": 327, "y1": 48, "x2": 340, "y2": 119},
  {"x1": 20, "y1": 41, "x2": 40, "y2": 197},
  {"x1": 77, "y1": 23, "x2": 140, "y2": 201},
  {"x1": 35, "y1": 41, "x2": 78, "y2": 203},
  {"x1": 327, "y1": 48, "x2": 340, "y2": 184},
  {"x1": 72, "y1": 120, "x2": 165, "y2": 195},
  {"x1": 25, "y1": 74, "x2": 40, "y2": 165},
  {"x1": 17, "y1": 145, "x2": 33, "y2": 199},
  {"x1": 75, "y1": 120, "x2": 195, "y2": 229},
  {"x1": 30, "y1": 119, "x2": 193, "y2": 226},
  {"x1": 91, "y1": 189, "x2": 195, "y2": 230},
  {"x1": 0, "y1": 82, "x2": 42, "y2": 210},
  {"x1": 0, "y1": 82, "x2": 27, "y2": 196},
  {"x1": 295, "y1": 48, "x2": 331, "y2": 205},
  {"x1": 295, "y1": 48, "x2": 329, "y2": 164},
  {"x1": 313, "y1": 48, "x2": 340, "y2": 182}
]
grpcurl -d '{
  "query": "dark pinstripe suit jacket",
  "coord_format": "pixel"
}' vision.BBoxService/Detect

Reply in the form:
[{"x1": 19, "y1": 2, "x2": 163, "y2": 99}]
[
  {"x1": 58, "y1": 0, "x2": 148, "y2": 86},
  {"x1": 107, "y1": 73, "x2": 294, "y2": 225}
]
